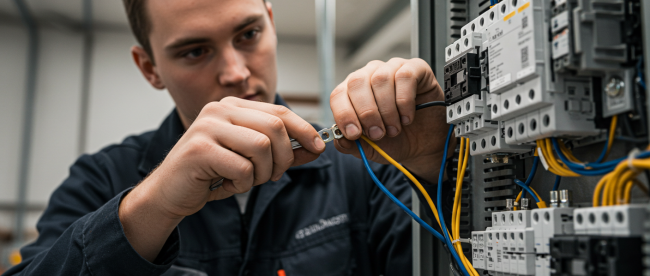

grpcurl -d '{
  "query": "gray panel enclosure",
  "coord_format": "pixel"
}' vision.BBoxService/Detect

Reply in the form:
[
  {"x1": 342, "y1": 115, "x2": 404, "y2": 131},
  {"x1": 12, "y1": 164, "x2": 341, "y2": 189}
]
[{"x1": 414, "y1": 0, "x2": 650, "y2": 275}]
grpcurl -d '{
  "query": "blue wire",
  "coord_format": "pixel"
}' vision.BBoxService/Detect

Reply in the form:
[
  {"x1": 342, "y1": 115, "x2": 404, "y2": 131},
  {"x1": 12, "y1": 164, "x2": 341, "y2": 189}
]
[
  {"x1": 436, "y1": 125, "x2": 470, "y2": 276},
  {"x1": 595, "y1": 131, "x2": 610, "y2": 164},
  {"x1": 514, "y1": 179, "x2": 541, "y2": 203},
  {"x1": 520, "y1": 157, "x2": 539, "y2": 199},
  {"x1": 552, "y1": 175, "x2": 561, "y2": 191},
  {"x1": 549, "y1": 138, "x2": 650, "y2": 174},
  {"x1": 355, "y1": 140, "x2": 445, "y2": 243},
  {"x1": 549, "y1": 139, "x2": 630, "y2": 175},
  {"x1": 525, "y1": 157, "x2": 539, "y2": 186}
]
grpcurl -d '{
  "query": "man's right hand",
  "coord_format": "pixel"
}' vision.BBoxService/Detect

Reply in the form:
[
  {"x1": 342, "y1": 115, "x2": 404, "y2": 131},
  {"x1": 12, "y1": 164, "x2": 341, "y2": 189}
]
[{"x1": 118, "y1": 96, "x2": 326, "y2": 262}]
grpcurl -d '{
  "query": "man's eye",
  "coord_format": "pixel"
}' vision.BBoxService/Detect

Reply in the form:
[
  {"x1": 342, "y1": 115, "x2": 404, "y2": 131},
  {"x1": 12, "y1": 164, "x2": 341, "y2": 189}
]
[
  {"x1": 185, "y1": 48, "x2": 205, "y2": 58},
  {"x1": 243, "y1": 29, "x2": 258, "y2": 40}
]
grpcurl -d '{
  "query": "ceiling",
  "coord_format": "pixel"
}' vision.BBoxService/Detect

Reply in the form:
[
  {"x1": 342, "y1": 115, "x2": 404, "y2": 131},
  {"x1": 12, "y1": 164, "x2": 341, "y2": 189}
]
[{"x1": 0, "y1": 0, "x2": 404, "y2": 42}]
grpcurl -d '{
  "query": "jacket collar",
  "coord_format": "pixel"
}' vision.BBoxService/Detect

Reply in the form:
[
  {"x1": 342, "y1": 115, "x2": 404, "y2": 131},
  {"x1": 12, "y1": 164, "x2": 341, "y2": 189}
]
[{"x1": 138, "y1": 94, "x2": 332, "y2": 176}]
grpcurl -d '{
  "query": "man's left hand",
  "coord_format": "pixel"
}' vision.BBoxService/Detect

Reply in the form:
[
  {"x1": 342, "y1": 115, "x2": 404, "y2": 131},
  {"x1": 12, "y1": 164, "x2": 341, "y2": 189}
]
[{"x1": 330, "y1": 58, "x2": 454, "y2": 182}]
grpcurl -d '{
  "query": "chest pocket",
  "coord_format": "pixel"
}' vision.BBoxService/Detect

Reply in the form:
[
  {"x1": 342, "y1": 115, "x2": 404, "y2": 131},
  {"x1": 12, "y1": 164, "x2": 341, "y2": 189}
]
[{"x1": 279, "y1": 221, "x2": 354, "y2": 276}]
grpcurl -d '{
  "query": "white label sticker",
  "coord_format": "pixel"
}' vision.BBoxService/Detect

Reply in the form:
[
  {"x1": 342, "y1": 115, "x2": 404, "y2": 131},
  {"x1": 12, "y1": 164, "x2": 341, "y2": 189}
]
[
  {"x1": 606, "y1": 95, "x2": 626, "y2": 110},
  {"x1": 551, "y1": 11, "x2": 569, "y2": 33},
  {"x1": 552, "y1": 29, "x2": 570, "y2": 59},
  {"x1": 491, "y1": 74, "x2": 512, "y2": 90},
  {"x1": 516, "y1": 66, "x2": 535, "y2": 80}
]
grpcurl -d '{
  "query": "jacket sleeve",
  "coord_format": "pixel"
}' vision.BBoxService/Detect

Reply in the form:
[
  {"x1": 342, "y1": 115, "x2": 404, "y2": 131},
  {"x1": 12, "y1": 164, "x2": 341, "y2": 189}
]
[
  {"x1": 3, "y1": 154, "x2": 180, "y2": 276},
  {"x1": 364, "y1": 162, "x2": 413, "y2": 276}
]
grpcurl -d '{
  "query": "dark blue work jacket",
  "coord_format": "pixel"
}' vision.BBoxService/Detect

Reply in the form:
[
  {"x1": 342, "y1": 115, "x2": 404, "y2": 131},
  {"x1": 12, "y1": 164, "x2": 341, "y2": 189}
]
[{"x1": 4, "y1": 96, "x2": 414, "y2": 276}]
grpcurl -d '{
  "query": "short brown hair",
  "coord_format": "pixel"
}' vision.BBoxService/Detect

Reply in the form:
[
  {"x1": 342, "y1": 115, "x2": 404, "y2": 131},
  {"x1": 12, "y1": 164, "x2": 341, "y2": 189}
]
[
  {"x1": 122, "y1": 0, "x2": 267, "y2": 63},
  {"x1": 122, "y1": 0, "x2": 154, "y2": 61}
]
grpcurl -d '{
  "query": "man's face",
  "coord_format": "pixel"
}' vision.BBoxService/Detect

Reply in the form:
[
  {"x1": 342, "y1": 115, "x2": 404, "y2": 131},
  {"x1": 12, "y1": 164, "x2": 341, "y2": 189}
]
[{"x1": 143, "y1": 0, "x2": 278, "y2": 127}]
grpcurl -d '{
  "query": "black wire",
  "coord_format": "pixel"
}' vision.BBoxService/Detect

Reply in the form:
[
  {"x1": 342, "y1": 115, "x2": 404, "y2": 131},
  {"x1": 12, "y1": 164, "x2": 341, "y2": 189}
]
[{"x1": 415, "y1": 101, "x2": 447, "y2": 110}]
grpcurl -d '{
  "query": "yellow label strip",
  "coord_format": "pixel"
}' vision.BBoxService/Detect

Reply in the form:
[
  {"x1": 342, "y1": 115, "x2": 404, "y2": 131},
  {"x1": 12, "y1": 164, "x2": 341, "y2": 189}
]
[
  {"x1": 503, "y1": 11, "x2": 516, "y2": 21},
  {"x1": 518, "y1": 2, "x2": 531, "y2": 13}
]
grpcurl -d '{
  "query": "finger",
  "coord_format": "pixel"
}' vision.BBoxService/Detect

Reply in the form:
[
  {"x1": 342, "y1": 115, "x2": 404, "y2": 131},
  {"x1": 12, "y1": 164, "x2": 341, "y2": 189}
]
[
  {"x1": 333, "y1": 138, "x2": 356, "y2": 155},
  {"x1": 291, "y1": 148, "x2": 320, "y2": 167},
  {"x1": 330, "y1": 82, "x2": 362, "y2": 140},
  {"x1": 347, "y1": 61, "x2": 386, "y2": 141},
  {"x1": 208, "y1": 145, "x2": 256, "y2": 194},
  {"x1": 333, "y1": 139, "x2": 386, "y2": 165},
  {"x1": 394, "y1": 58, "x2": 438, "y2": 125},
  {"x1": 220, "y1": 97, "x2": 325, "y2": 154},
  {"x1": 213, "y1": 122, "x2": 274, "y2": 186},
  {"x1": 370, "y1": 58, "x2": 406, "y2": 137},
  {"x1": 224, "y1": 106, "x2": 294, "y2": 181}
]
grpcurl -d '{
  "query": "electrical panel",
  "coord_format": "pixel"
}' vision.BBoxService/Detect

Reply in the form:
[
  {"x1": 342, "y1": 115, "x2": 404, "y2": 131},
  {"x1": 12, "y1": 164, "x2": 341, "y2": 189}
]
[
  {"x1": 416, "y1": 0, "x2": 650, "y2": 275},
  {"x1": 443, "y1": 0, "x2": 641, "y2": 158}
]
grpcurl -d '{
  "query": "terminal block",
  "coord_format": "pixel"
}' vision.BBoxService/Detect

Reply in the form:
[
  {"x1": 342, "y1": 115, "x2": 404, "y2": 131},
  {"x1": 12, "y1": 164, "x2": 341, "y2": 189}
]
[
  {"x1": 444, "y1": 52, "x2": 481, "y2": 105},
  {"x1": 573, "y1": 204, "x2": 645, "y2": 237},
  {"x1": 468, "y1": 127, "x2": 531, "y2": 156},
  {"x1": 532, "y1": 208, "x2": 575, "y2": 254}
]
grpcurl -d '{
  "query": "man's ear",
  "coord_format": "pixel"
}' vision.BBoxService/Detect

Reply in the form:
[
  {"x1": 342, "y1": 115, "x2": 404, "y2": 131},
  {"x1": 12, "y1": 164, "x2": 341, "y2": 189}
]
[
  {"x1": 265, "y1": 1, "x2": 275, "y2": 28},
  {"x1": 131, "y1": 46, "x2": 165, "y2": 90}
]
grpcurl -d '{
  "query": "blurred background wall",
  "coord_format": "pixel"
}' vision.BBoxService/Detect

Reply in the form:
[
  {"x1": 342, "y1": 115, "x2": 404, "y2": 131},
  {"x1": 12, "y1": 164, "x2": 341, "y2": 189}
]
[{"x1": 0, "y1": 0, "x2": 410, "y2": 271}]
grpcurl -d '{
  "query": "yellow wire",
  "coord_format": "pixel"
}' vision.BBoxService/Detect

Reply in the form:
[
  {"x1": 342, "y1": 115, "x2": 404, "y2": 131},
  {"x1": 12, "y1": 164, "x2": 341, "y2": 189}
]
[
  {"x1": 603, "y1": 115, "x2": 618, "y2": 161},
  {"x1": 615, "y1": 170, "x2": 638, "y2": 205},
  {"x1": 359, "y1": 135, "x2": 445, "y2": 230},
  {"x1": 359, "y1": 135, "x2": 478, "y2": 276},
  {"x1": 624, "y1": 179, "x2": 649, "y2": 204},
  {"x1": 451, "y1": 138, "x2": 476, "y2": 276},
  {"x1": 593, "y1": 173, "x2": 611, "y2": 207},
  {"x1": 536, "y1": 139, "x2": 578, "y2": 177}
]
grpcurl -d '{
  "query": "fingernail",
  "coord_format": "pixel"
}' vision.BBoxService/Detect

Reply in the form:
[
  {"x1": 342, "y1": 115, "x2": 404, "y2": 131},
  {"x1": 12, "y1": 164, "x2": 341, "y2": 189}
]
[
  {"x1": 369, "y1": 126, "x2": 384, "y2": 140},
  {"x1": 387, "y1": 126, "x2": 399, "y2": 137},
  {"x1": 401, "y1": 116, "x2": 410, "y2": 125},
  {"x1": 345, "y1": 124, "x2": 359, "y2": 137},
  {"x1": 314, "y1": 136, "x2": 326, "y2": 150}
]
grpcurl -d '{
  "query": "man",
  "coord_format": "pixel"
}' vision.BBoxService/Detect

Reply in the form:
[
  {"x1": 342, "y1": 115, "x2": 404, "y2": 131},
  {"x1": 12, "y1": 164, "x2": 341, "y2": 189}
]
[{"x1": 4, "y1": 0, "x2": 450, "y2": 275}]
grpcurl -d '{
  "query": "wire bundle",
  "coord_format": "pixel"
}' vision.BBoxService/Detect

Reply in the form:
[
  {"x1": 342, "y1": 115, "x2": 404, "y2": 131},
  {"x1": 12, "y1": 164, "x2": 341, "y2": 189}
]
[
  {"x1": 534, "y1": 116, "x2": 648, "y2": 177},
  {"x1": 355, "y1": 125, "x2": 477, "y2": 276},
  {"x1": 593, "y1": 147, "x2": 650, "y2": 206},
  {"x1": 450, "y1": 137, "x2": 478, "y2": 276}
]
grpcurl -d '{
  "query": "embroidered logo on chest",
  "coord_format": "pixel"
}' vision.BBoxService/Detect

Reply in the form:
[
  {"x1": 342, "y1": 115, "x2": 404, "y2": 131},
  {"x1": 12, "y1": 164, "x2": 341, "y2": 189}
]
[{"x1": 295, "y1": 214, "x2": 349, "y2": 240}]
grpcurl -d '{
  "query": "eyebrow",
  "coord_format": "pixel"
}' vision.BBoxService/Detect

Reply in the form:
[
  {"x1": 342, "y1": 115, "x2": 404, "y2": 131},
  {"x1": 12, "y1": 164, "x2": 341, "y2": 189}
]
[
  {"x1": 234, "y1": 14, "x2": 264, "y2": 33},
  {"x1": 164, "y1": 14, "x2": 264, "y2": 52},
  {"x1": 165, "y1": 38, "x2": 212, "y2": 52}
]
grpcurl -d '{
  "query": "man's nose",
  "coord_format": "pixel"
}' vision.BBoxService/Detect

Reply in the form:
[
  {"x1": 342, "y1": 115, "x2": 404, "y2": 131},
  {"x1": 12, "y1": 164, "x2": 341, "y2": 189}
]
[{"x1": 218, "y1": 47, "x2": 250, "y2": 86}]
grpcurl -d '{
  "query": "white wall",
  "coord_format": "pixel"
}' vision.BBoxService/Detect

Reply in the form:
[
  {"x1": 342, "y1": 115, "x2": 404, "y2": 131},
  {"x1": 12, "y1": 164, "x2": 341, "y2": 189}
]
[
  {"x1": 0, "y1": 25, "x2": 27, "y2": 205},
  {"x1": 27, "y1": 29, "x2": 83, "y2": 205},
  {"x1": 85, "y1": 31, "x2": 174, "y2": 154}
]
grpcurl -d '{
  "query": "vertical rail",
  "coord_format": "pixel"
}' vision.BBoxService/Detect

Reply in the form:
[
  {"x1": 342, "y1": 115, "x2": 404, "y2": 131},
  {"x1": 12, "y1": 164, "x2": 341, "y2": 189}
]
[
  {"x1": 411, "y1": 0, "x2": 421, "y2": 274},
  {"x1": 77, "y1": 0, "x2": 94, "y2": 155},
  {"x1": 13, "y1": 0, "x2": 39, "y2": 245},
  {"x1": 413, "y1": 0, "x2": 435, "y2": 275},
  {"x1": 643, "y1": 0, "x2": 650, "y2": 143},
  {"x1": 315, "y1": 0, "x2": 335, "y2": 126}
]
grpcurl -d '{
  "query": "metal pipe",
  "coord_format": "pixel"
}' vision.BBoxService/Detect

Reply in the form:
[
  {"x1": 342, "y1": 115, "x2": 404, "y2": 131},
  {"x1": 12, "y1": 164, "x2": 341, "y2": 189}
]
[
  {"x1": 13, "y1": 0, "x2": 39, "y2": 245},
  {"x1": 77, "y1": 0, "x2": 94, "y2": 155},
  {"x1": 315, "y1": 0, "x2": 335, "y2": 126}
]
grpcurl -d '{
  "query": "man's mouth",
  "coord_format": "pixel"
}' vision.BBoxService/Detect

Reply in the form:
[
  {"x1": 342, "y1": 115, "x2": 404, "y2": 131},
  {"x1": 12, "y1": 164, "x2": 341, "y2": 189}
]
[{"x1": 242, "y1": 93, "x2": 260, "y2": 101}]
